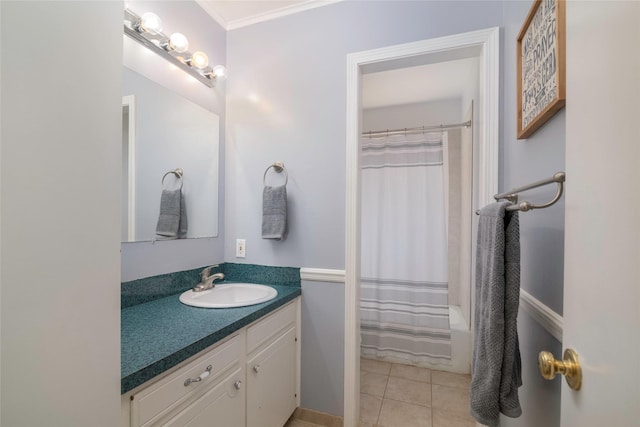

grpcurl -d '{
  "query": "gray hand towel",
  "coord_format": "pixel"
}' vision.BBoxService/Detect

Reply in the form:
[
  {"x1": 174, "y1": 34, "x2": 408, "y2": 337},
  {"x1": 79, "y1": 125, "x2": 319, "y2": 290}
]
[
  {"x1": 156, "y1": 189, "x2": 183, "y2": 239},
  {"x1": 177, "y1": 192, "x2": 188, "y2": 239},
  {"x1": 262, "y1": 185, "x2": 287, "y2": 240},
  {"x1": 470, "y1": 202, "x2": 522, "y2": 427}
]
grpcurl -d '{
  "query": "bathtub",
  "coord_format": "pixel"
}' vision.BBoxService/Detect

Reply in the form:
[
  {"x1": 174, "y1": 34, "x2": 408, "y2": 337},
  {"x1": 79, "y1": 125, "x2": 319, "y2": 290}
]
[
  {"x1": 447, "y1": 305, "x2": 471, "y2": 374},
  {"x1": 361, "y1": 305, "x2": 471, "y2": 374}
]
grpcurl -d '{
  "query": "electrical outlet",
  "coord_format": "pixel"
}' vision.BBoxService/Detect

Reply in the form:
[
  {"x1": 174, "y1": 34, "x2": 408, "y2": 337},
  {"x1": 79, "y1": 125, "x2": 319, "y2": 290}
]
[{"x1": 236, "y1": 239, "x2": 246, "y2": 258}]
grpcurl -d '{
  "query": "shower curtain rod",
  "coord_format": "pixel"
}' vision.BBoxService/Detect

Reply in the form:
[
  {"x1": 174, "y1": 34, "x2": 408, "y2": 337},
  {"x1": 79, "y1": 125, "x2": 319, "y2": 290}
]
[{"x1": 362, "y1": 120, "x2": 472, "y2": 138}]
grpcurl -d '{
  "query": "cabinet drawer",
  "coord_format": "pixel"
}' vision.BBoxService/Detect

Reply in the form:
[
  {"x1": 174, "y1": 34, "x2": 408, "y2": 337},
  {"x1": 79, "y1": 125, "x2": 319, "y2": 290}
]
[
  {"x1": 247, "y1": 301, "x2": 297, "y2": 355},
  {"x1": 163, "y1": 367, "x2": 245, "y2": 427},
  {"x1": 131, "y1": 335, "x2": 242, "y2": 427}
]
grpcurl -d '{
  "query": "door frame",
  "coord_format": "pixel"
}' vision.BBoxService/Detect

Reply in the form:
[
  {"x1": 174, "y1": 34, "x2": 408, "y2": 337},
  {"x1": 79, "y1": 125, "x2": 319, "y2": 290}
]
[
  {"x1": 344, "y1": 27, "x2": 500, "y2": 426},
  {"x1": 122, "y1": 94, "x2": 137, "y2": 242}
]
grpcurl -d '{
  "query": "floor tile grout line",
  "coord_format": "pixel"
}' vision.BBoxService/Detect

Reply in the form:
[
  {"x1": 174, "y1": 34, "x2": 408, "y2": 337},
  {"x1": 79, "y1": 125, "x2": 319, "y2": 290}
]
[
  {"x1": 376, "y1": 373, "x2": 389, "y2": 423},
  {"x1": 382, "y1": 396, "x2": 432, "y2": 409}
]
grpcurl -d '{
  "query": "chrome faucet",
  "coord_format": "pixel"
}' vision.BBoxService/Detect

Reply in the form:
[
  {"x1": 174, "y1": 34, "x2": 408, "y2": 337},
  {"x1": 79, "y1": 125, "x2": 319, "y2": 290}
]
[{"x1": 192, "y1": 267, "x2": 224, "y2": 292}]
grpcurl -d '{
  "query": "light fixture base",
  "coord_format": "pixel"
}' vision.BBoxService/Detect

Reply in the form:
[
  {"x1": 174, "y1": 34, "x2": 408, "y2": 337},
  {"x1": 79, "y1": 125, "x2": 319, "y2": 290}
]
[{"x1": 124, "y1": 8, "x2": 219, "y2": 88}]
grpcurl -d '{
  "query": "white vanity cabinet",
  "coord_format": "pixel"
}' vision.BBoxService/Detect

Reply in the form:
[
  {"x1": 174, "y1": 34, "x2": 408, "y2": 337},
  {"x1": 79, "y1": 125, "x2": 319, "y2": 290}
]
[
  {"x1": 128, "y1": 334, "x2": 245, "y2": 427},
  {"x1": 122, "y1": 298, "x2": 300, "y2": 427}
]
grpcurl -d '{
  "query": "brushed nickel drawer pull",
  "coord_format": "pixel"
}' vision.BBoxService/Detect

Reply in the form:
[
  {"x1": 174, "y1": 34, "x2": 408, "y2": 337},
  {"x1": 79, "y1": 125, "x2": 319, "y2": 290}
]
[{"x1": 184, "y1": 365, "x2": 212, "y2": 386}]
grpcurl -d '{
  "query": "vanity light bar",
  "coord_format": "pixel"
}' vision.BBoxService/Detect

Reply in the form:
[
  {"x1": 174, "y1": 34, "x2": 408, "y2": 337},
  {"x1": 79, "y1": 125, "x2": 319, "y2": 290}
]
[{"x1": 124, "y1": 8, "x2": 224, "y2": 88}]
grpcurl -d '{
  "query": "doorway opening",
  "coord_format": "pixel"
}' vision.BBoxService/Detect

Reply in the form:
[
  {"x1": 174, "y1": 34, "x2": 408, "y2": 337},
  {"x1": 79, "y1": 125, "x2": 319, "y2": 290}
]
[{"x1": 344, "y1": 27, "x2": 499, "y2": 426}]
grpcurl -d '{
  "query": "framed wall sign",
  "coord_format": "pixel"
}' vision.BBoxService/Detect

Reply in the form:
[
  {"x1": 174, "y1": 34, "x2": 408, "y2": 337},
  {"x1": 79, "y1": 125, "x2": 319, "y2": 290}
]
[{"x1": 517, "y1": 0, "x2": 566, "y2": 139}]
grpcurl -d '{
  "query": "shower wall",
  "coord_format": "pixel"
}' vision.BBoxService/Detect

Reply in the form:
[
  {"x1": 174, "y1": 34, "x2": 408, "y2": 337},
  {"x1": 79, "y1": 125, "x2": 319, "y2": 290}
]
[{"x1": 363, "y1": 99, "x2": 467, "y2": 316}]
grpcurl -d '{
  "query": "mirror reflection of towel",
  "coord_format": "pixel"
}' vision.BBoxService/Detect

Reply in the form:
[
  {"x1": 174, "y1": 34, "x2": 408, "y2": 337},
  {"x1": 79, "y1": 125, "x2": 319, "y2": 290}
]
[
  {"x1": 262, "y1": 185, "x2": 287, "y2": 240},
  {"x1": 156, "y1": 189, "x2": 188, "y2": 239}
]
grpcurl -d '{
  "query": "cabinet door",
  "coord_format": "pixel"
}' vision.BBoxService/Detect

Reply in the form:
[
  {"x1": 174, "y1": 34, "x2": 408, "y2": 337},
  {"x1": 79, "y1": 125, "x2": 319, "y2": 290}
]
[
  {"x1": 247, "y1": 327, "x2": 297, "y2": 427},
  {"x1": 163, "y1": 368, "x2": 245, "y2": 427}
]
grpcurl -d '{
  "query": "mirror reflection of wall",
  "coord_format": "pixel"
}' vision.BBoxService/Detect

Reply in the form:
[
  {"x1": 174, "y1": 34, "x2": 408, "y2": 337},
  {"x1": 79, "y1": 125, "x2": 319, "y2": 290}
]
[{"x1": 122, "y1": 67, "x2": 219, "y2": 243}]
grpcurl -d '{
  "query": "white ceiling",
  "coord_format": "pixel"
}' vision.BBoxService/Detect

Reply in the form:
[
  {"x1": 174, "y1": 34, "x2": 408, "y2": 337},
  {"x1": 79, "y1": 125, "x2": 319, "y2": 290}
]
[
  {"x1": 362, "y1": 57, "x2": 479, "y2": 109},
  {"x1": 196, "y1": 0, "x2": 342, "y2": 30}
]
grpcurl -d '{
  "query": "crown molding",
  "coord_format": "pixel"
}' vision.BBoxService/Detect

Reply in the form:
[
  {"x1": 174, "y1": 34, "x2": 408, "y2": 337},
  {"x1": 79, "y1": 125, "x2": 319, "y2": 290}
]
[
  {"x1": 195, "y1": 0, "x2": 229, "y2": 30},
  {"x1": 198, "y1": 0, "x2": 343, "y2": 31}
]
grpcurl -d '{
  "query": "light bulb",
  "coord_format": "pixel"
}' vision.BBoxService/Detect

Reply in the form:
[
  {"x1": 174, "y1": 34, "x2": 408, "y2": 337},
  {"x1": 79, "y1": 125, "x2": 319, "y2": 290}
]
[
  {"x1": 212, "y1": 65, "x2": 226, "y2": 79},
  {"x1": 139, "y1": 12, "x2": 162, "y2": 34},
  {"x1": 168, "y1": 33, "x2": 189, "y2": 53},
  {"x1": 190, "y1": 51, "x2": 209, "y2": 69}
]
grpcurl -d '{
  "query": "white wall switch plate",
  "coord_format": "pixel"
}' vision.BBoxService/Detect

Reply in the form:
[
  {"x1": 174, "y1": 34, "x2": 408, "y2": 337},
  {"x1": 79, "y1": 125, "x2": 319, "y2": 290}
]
[{"x1": 236, "y1": 239, "x2": 246, "y2": 258}]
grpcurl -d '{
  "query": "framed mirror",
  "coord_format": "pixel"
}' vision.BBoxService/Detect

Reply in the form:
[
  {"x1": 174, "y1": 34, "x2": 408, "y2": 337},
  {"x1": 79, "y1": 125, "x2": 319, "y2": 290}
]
[{"x1": 122, "y1": 67, "x2": 219, "y2": 242}]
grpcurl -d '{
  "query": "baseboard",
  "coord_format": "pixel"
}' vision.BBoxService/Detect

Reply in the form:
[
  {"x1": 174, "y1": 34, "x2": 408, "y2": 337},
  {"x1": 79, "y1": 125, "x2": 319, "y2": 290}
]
[{"x1": 290, "y1": 407, "x2": 343, "y2": 427}]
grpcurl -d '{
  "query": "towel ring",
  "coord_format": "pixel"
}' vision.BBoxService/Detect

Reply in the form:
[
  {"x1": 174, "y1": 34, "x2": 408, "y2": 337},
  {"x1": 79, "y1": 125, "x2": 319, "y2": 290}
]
[
  {"x1": 263, "y1": 162, "x2": 288, "y2": 187},
  {"x1": 162, "y1": 168, "x2": 183, "y2": 190}
]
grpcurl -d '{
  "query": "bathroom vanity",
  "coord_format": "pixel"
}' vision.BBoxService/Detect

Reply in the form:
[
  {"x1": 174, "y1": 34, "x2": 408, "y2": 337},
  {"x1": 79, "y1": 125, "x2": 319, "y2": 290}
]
[{"x1": 121, "y1": 288, "x2": 301, "y2": 427}]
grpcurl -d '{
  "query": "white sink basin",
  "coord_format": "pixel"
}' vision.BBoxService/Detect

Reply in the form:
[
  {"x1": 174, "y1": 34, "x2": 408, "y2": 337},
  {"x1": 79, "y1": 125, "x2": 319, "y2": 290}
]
[{"x1": 179, "y1": 283, "x2": 278, "y2": 308}]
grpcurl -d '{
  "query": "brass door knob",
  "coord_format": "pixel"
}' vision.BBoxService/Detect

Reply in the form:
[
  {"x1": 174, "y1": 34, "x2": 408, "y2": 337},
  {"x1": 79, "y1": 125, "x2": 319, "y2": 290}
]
[{"x1": 538, "y1": 348, "x2": 582, "y2": 390}]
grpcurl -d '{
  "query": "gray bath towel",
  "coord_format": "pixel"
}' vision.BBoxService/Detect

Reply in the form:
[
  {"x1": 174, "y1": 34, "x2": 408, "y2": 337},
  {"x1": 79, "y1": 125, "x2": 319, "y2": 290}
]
[
  {"x1": 155, "y1": 189, "x2": 188, "y2": 239},
  {"x1": 262, "y1": 185, "x2": 287, "y2": 240},
  {"x1": 470, "y1": 202, "x2": 522, "y2": 426}
]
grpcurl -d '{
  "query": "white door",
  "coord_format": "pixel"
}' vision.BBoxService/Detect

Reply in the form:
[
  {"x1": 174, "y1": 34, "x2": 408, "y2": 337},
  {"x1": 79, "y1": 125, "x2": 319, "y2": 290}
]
[{"x1": 562, "y1": 1, "x2": 640, "y2": 425}]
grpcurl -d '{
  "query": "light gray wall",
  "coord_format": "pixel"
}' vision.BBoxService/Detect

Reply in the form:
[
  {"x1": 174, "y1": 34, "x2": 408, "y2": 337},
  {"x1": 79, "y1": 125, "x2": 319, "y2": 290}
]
[
  {"x1": 226, "y1": 0, "x2": 503, "y2": 416},
  {"x1": 121, "y1": 0, "x2": 227, "y2": 281},
  {"x1": 225, "y1": 1, "x2": 503, "y2": 270},
  {"x1": 1, "y1": 1, "x2": 122, "y2": 424},
  {"x1": 300, "y1": 281, "x2": 345, "y2": 416},
  {"x1": 362, "y1": 98, "x2": 462, "y2": 131},
  {"x1": 499, "y1": 1, "x2": 565, "y2": 426}
]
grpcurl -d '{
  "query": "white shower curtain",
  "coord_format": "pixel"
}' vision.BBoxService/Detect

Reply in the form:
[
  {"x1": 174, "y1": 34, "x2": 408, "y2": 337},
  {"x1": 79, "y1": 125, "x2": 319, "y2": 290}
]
[{"x1": 360, "y1": 131, "x2": 451, "y2": 363}]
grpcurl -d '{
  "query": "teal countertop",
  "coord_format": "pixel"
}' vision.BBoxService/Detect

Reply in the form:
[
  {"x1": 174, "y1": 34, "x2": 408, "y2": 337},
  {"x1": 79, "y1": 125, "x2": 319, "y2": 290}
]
[{"x1": 121, "y1": 283, "x2": 301, "y2": 394}]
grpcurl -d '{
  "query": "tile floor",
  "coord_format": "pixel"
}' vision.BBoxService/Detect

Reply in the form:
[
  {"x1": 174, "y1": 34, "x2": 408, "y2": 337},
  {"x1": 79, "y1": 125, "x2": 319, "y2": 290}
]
[
  {"x1": 285, "y1": 358, "x2": 475, "y2": 427},
  {"x1": 359, "y1": 358, "x2": 475, "y2": 427}
]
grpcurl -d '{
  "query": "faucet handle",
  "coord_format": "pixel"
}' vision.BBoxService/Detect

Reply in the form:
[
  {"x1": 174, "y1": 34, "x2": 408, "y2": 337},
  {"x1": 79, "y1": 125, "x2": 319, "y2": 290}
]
[{"x1": 200, "y1": 266, "x2": 213, "y2": 279}]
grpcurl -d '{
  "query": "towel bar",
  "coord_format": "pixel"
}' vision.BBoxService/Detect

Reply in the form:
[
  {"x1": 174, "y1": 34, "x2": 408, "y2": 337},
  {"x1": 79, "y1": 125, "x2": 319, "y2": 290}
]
[
  {"x1": 263, "y1": 162, "x2": 288, "y2": 187},
  {"x1": 475, "y1": 171, "x2": 565, "y2": 214},
  {"x1": 162, "y1": 168, "x2": 183, "y2": 190}
]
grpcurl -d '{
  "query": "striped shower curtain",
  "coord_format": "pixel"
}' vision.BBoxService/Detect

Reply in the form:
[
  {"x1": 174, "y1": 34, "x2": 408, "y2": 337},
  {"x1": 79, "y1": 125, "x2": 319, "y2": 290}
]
[{"x1": 360, "y1": 132, "x2": 451, "y2": 363}]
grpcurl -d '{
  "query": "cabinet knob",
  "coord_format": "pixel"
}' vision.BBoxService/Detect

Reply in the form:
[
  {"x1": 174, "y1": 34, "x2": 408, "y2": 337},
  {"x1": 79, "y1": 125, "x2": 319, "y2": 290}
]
[
  {"x1": 234, "y1": 380, "x2": 242, "y2": 390},
  {"x1": 253, "y1": 365, "x2": 260, "y2": 373},
  {"x1": 184, "y1": 365, "x2": 213, "y2": 387}
]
